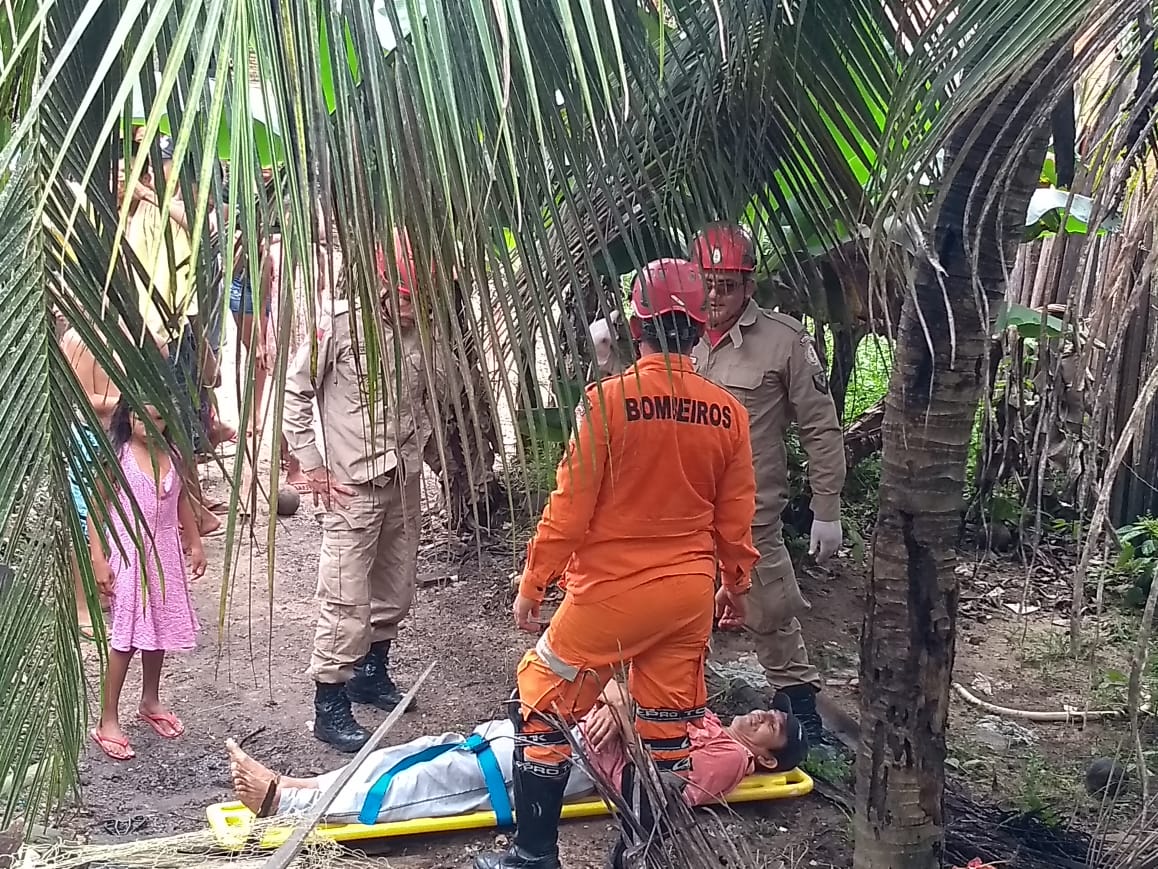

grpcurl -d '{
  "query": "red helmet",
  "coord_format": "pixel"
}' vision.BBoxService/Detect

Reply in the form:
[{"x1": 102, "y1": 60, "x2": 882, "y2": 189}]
[
  {"x1": 629, "y1": 258, "x2": 709, "y2": 333},
  {"x1": 688, "y1": 222, "x2": 757, "y2": 272},
  {"x1": 376, "y1": 228, "x2": 432, "y2": 297}
]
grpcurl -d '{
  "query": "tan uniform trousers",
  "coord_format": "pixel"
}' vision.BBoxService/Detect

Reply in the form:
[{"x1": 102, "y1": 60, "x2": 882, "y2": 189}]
[
  {"x1": 309, "y1": 472, "x2": 421, "y2": 684},
  {"x1": 746, "y1": 525, "x2": 821, "y2": 691}
]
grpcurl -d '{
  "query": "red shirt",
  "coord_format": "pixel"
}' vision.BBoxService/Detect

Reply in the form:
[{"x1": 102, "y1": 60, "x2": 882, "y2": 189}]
[
  {"x1": 705, "y1": 328, "x2": 729, "y2": 348},
  {"x1": 581, "y1": 710, "x2": 752, "y2": 806}
]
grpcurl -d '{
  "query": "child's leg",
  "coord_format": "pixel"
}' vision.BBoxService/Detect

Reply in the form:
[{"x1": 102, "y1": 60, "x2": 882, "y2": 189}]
[
  {"x1": 282, "y1": 435, "x2": 308, "y2": 490},
  {"x1": 139, "y1": 650, "x2": 184, "y2": 738},
  {"x1": 95, "y1": 648, "x2": 135, "y2": 758},
  {"x1": 71, "y1": 553, "x2": 93, "y2": 634},
  {"x1": 236, "y1": 310, "x2": 262, "y2": 437},
  {"x1": 253, "y1": 353, "x2": 268, "y2": 437},
  {"x1": 184, "y1": 470, "x2": 222, "y2": 537}
]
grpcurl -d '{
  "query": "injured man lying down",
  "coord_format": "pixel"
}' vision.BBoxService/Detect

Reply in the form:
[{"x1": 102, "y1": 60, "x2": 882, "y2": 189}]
[{"x1": 225, "y1": 682, "x2": 808, "y2": 824}]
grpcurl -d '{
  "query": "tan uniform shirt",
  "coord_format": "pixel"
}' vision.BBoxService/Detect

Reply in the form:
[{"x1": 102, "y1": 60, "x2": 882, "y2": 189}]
[
  {"x1": 284, "y1": 301, "x2": 436, "y2": 485},
  {"x1": 693, "y1": 299, "x2": 845, "y2": 533}
]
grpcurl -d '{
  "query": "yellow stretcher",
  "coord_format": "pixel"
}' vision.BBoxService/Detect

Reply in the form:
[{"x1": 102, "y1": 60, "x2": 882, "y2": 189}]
[{"x1": 205, "y1": 768, "x2": 813, "y2": 850}]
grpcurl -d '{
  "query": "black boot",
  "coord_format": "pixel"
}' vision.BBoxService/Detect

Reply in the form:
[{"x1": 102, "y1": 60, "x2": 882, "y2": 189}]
[
  {"x1": 777, "y1": 683, "x2": 856, "y2": 766},
  {"x1": 777, "y1": 684, "x2": 824, "y2": 744},
  {"x1": 346, "y1": 641, "x2": 407, "y2": 711},
  {"x1": 313, "y1": 682, "x2": 370, "y2": 753},
  {"x1": 605, "y1": 839, "x2": 626, "y2": 869},
  {"x1": 473, "y1": 761, "x2": 569, "y2": 869},
  {"x1": 606, "y1": 762, "x2": 666, "y2": 869}
]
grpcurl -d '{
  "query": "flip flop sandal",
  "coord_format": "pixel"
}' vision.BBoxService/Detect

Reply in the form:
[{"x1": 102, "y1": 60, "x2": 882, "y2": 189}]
[
  {"x1": 100, "y1": 815, "x2": 149, "y2": 836},
  {"x1": 79, "y1": 626, "x2": 97, "y2": 643},
  {"x1": 90, "y1": 729, "x2": 135, "y2": 761},
  {"x1": 137, "y1": 710, "x2": 185, "y2": 739},
  {"x1": 280, "y1": 461, "x2": 314, "y2": 495},
  {"x1": 256, "y1": 775, "x2": 281, "y2": 818}
]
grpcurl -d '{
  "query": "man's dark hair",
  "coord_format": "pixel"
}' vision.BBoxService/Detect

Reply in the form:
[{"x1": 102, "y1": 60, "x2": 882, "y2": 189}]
[{"x1": 639, "y1": 311, "x2": 703, "y2": 354}]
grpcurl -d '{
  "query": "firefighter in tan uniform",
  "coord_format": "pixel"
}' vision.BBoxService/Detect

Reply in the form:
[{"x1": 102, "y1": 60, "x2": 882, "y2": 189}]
[
  {"x1": 690, "y1": 222, "x2": 845, "y2": 743},
  {"x1": 284, "y1": 230, "x2": 436, "y2": 753}
]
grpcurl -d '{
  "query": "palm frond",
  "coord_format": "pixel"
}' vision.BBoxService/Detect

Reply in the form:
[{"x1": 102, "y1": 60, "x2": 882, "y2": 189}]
[
  {"x1": 6, "y1": 0, "x2": 1158, "y2": 828},
  {"x1": 0, "y1": 145, "x2": 88, "y2": 829}
]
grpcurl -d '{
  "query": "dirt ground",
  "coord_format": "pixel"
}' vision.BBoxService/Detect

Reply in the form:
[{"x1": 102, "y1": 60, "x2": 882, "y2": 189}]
[
  {"x1": 57, "y1": 450, "x2": 1144, "y2": 867},
  {"x1": 57, "y1": 458, "x2": 847, "y2": 867}
]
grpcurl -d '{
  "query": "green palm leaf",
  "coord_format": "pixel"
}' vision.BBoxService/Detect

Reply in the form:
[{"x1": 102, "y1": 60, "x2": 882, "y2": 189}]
[{"x1": 1, "y1": 0, "x2": 1150, "y2": 828}]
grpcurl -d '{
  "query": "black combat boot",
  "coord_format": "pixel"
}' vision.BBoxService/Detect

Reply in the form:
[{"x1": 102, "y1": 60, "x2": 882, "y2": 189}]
[
  {"x1": 606, "y1": 839, "x2": 627, "y2": 869},
  {"x1": 346, "y1": 640, "x2": 407, "y2": 711},
  {"x1": 605, "y1": 762, "x2": 673, "y2": 869},
  {"x1": 777, "y1": 684, "x2": 824, "y2": 744},
  {"x1": 473, "y1": 761, "x2": 569, "y2": 869},
  {"x1": 777, "y1": 683, "x2": 855, "y2": 766},
  {"x1": 313, "y1": 682, "x2": 371, "y2": 753}
]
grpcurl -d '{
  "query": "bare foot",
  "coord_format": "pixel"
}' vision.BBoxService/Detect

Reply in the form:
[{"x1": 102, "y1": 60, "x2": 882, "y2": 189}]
[
  {"x1": 197, "y1": 510, "x2": 222, "y2": 537},
  {"x1": 226, "y1": 738, "x2": 283, "y2": 815},
  {"x1": 210, "y1": 421, "x2": 238, "y2": 447}
]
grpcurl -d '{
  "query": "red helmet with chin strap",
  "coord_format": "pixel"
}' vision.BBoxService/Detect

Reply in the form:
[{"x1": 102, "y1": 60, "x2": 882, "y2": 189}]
[
  {"x1": 628, "y1": 258, "x2": 709, "y2": 340},
  {"x1": 688, "y1": 222, "x2": 757, "y2": 272}
]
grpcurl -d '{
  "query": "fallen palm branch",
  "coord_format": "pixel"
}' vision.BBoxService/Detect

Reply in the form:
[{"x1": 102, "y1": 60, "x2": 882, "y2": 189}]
[
  {"x1": 12, "y1": 825, "x2": 351, "y2": 869},
  {"x1": 550, "y1": 688, "x2": 782, "y2": 868},
  {"x1": 944, "y1": 785, "x2": 1102, "y2": 869}
]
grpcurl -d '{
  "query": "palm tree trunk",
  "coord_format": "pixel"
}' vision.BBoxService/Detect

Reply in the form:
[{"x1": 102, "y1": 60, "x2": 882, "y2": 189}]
[
  {"x1": 427, "y1": 278, "x2": 506, "y2": 534},
  {"x1": 853, "y1": 49, "x2": 1062, "y2": 869}
]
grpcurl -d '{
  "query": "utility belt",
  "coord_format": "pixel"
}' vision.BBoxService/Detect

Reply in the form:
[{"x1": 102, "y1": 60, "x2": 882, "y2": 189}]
[{"x1": 358, "y1": 733, "x2": 513, "y2": 826}]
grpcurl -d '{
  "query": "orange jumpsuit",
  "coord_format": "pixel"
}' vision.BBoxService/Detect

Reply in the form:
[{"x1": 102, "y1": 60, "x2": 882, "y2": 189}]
[{"x1": 516, "y1": 353, "x2": 759, "y2": 775}]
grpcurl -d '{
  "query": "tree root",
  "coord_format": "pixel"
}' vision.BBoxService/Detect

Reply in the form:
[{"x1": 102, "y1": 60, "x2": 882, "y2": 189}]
[{"x1": 952, "y1": 682, "x2": 1124, "y2": 723}]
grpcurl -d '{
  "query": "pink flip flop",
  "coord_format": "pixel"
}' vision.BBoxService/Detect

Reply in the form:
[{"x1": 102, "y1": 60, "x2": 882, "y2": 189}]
[
  {"x1": 138, "y1": 710, "x2": 185, "y2": 739},
  {"x1": 91, "y1": 729, "x2": 135, "y2": 761}
]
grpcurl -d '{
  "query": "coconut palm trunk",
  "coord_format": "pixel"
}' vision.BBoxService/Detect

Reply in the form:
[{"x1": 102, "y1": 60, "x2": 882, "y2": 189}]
[{"x1": 853, "y1": 49, "x2": 1063, "y2": 869}]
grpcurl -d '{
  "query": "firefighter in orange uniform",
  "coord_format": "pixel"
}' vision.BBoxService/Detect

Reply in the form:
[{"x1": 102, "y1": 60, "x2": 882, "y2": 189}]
[
  {"x1": 689, "y1": 222, "x2": 846, "y2": 745},
  {"x1": 474, "y1": 259, "x2": 759, "y2": 869}
]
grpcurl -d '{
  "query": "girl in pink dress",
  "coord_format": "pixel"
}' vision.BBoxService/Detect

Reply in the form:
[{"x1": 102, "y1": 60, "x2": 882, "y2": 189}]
[{"x1": 87, "y1": 400, "x2": 205, "y2": 760}]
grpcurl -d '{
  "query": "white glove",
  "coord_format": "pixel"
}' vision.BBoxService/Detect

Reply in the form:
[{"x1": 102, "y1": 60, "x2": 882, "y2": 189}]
[
  {"x1": 809, "y1": 519, "x2": 843, "y2": 563},
  {"x1": 589, "y1": 312, "x2": 624, "y2": 377},
  {"x1": 590, "y1": 318, "x2": 615, "y2": 372}
]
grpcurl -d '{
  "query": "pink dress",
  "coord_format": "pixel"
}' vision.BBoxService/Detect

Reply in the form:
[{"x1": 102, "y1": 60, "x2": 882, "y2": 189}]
[{"x1": 106, "y1": 446, "x2": 200, "y2": 653}]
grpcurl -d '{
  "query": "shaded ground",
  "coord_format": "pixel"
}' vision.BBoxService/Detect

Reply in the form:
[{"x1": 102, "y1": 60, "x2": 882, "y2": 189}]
[
  {"x1": 56, "y1": 449, "x2": 1145, "y2": 867},
  {"x1": 59, "y1": 461, "x2": 850, "y2": 867}
]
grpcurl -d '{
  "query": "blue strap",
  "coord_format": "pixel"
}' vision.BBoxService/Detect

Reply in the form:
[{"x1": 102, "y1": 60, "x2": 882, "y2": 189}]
[
  {"x1": 357, "y1": 734, "x2": 515, "y2": 827},
  {"x1": 358, "y1": 742, "x2": 461, "y2": 825},
  {"x1": 462, "y1": 733, "x2": 515, "y2": 828}
]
